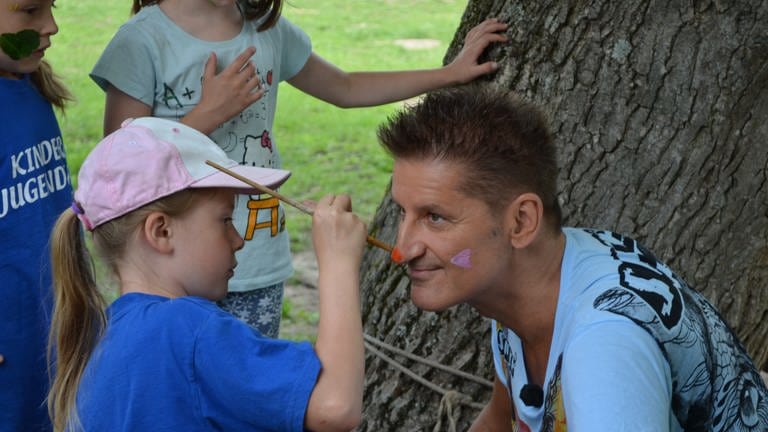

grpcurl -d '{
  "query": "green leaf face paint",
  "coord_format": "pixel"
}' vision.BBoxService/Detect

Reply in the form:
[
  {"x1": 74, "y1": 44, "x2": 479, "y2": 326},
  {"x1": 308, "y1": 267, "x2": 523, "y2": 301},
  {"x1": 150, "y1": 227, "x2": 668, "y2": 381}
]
[{"x1": 0, "y1": 29, "x2": 40, "y2": 60}]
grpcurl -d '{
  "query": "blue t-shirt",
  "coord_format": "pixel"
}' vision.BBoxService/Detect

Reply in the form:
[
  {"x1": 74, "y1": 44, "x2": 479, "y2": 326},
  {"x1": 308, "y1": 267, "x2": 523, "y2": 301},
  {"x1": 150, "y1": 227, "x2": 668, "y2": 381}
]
[
  {"x1": 76, "y1": 293, "x2": 321, "y2": 431},
  {"x1": 491, "y1": 228, "x2": 768, "y2": 431},
  {"x1": 0, "y1": 76, "x2": 72, "y2": 432}
]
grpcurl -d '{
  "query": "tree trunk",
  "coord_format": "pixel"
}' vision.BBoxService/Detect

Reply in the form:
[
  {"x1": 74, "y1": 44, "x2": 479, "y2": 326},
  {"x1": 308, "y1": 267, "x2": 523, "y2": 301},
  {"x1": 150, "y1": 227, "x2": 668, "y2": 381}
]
[{"x1": 359, "y1": 0, "x2": 768, "y2": 430}]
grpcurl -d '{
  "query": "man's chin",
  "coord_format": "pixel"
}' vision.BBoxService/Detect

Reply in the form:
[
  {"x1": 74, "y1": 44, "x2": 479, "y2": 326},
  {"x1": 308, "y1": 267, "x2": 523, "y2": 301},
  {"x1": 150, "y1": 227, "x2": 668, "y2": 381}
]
[{"x1": 409, "y1": 284, "x2": 450, "y2": 312}]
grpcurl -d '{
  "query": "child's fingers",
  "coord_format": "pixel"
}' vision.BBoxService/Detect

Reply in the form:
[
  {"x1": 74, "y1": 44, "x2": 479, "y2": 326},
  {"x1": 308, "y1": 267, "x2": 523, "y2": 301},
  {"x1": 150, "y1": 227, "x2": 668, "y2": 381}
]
[
  {"x1": 221, "y1": 46, "x2": 256, "y2": 75},
  {"x1": 316, "y1": 193, "x2": 336, "y2": 209},
  {"x1": 467, "y1": 28, "x2": 508, "y2": 48},
  {"x1": 468, "y1": 32, "x2": 508, "y2": 55},
  {"x1": 315, "y1": 194, "x2": 350, "y2": 216},
  {"x1": 465, "y1": 18, "x2": 508, "y2": 44},
  {"x1": 240, "y1": 60, "x2": 256, "y2": 78},
  {"x1": 236, "y1": 46, "x2": 257, "y2": 69},
  {"x1": 243, "y1": 88, "x2": 266, "y2": 106},
  {"x1": 202, "y1": 52, "x2": 217, "y2": 81},
  {"x1": 302, "y1": 199, "x2": 318, "y2": 212},
  {"x1": 329, "y1": 193, "x2": 352, "y2": 211},
  {"x1": 474, "y1": 61, "x2": 500, "y2": 76}
]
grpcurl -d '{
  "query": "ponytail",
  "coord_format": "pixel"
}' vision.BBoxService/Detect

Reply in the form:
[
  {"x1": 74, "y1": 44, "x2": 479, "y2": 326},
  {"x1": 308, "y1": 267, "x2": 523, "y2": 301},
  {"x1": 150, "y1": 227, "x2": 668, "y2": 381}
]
[{"x1": 47, "y1": 209, "x2": 106, "y2": 432}]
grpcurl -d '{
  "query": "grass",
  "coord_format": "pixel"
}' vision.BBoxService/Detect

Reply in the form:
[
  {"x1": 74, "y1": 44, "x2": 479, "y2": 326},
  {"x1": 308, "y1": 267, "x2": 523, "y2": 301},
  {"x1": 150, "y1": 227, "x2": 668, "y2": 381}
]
[{"x1": 46, "y1": 0, "x2": 468, "y2": 338}]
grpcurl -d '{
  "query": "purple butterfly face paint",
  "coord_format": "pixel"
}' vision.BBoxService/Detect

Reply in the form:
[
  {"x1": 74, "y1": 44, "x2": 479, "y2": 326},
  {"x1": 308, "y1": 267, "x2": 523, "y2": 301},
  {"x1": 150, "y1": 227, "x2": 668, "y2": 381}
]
[{"x1": 450, "y1": 248, "x2": 472, "y2": 269}]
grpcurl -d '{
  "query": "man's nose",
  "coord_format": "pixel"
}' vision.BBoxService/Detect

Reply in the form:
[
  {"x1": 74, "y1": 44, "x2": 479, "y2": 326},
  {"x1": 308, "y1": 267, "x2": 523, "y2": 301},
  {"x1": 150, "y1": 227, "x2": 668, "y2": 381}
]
[{"x1": 391, "y1": 219, "x2": 423, "y2": 264}]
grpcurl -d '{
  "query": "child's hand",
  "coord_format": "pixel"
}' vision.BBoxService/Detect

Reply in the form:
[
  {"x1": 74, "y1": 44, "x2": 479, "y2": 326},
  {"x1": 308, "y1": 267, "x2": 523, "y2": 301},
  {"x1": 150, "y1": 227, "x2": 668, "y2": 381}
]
[
  {"x1": 311, "y1": 194, "x2": 367, "y2": 270},
  {"x1": 446, "y1": 18, "x2": 509, "y2": 83},
  {"x1": 197, "y1": 47, "x2": 265, "y2": 125}
]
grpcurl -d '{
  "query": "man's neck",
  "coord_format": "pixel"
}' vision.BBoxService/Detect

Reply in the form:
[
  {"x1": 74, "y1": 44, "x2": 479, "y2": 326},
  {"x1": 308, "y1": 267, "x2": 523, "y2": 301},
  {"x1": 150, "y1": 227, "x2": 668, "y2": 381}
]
[{"x1": 473, "y1": 229, "x2": 566, "y2": 342}]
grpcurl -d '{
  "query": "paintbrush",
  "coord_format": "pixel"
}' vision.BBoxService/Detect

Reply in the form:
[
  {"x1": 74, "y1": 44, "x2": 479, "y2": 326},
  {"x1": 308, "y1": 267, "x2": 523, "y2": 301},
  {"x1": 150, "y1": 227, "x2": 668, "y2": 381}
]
[{"x1": 206, "y1": 160, "x2": 393, "y2": 253}]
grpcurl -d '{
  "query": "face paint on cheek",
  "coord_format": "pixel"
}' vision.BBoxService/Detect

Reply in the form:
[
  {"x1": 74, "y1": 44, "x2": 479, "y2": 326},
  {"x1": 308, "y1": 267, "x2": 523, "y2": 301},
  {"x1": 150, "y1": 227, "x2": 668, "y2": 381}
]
[
  {"x1": 390, "y1": 246, "x2": 404, "y2": 264},
  {"x1": 450, "y1": 248, "x2": 472, "y2": 269}
]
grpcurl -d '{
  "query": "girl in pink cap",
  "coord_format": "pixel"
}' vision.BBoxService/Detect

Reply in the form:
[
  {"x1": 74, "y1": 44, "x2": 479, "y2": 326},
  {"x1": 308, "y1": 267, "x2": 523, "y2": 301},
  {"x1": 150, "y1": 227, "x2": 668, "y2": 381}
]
[{"x1": 48, "y1": 118, "x2": 367, "y2": 432}]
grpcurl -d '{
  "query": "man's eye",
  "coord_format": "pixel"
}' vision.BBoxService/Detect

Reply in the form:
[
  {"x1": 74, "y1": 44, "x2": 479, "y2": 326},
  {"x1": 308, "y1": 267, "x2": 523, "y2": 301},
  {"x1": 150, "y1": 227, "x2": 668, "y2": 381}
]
[{"x1": 428, "y1": 213, "x2": 443, "y2": 223}]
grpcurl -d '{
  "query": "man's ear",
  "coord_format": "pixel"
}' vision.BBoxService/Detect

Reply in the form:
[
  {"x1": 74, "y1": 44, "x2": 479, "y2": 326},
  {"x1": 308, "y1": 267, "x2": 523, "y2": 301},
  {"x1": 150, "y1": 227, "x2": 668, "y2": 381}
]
[
  {"x1": 504, "y1": 192, "x2": 544, "y2": 249},
  {"x1": 141, "y1": 212, "x2": 174, "y2": 254}
]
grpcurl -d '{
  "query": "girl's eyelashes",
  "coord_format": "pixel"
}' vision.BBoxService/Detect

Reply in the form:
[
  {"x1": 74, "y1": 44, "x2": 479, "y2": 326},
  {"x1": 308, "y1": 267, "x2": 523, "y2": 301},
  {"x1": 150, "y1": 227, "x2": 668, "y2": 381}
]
[
  {"x1": 15, "y1": 0, "x2": 56, "y2": 14},
  {"x1": 21, "y1": 5, "x2": 40, "y2": 15}
]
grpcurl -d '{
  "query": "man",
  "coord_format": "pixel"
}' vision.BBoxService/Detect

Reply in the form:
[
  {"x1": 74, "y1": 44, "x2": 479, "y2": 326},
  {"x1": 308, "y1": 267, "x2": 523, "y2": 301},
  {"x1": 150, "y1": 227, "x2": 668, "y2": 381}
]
[{"x1": 379, "y1": 85, "x2": 768, "y2": 431}]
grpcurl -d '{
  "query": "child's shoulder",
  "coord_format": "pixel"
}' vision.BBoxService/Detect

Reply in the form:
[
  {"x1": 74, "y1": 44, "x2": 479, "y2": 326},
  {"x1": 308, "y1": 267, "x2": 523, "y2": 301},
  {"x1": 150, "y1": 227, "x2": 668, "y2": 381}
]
[
  {"x1": 117, "y1": 5, "x2": 166, "y2": 32},
  {"x1": 111, "y1": 293, "x2": 222, "y2": 323},
  {"x1": 166, "y1": 295, "x2": 224, "y2": 317}
]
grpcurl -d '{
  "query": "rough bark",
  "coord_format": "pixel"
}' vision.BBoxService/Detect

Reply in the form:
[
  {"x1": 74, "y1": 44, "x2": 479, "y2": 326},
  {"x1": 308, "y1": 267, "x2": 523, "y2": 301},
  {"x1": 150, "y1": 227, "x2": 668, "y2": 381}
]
[{"x1": 360, "y1": 1, "x2": 768, "y2": 430}]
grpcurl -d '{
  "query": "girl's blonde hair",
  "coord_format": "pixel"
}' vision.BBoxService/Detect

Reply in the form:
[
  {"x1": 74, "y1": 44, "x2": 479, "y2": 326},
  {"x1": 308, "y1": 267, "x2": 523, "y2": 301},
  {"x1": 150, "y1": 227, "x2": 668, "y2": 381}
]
[
  {"x1": 47, "y1": 189, "x2": 203, "y2": 432},
  {"x1": 131, "y1": 0, "x2": 283, "y2": 31},
  {"x1": 31, "y1": 60, "x2": 73, "y2": 110}
]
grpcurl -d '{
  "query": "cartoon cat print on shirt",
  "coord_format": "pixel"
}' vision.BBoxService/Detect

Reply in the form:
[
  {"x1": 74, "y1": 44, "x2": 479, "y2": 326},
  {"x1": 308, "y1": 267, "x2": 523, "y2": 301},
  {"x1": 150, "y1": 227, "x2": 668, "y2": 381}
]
[
  {"x1": 181, "y1": 66, "x2": 284, "y2": 241},
  {"x1": 587, "y1": 229, "x2": 768, "y2": 431}
]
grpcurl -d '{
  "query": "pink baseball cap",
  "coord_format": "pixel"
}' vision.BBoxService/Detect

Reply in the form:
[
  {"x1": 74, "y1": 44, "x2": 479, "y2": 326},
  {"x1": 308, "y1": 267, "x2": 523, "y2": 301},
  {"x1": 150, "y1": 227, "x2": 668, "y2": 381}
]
[{"x1": 73, "y1": 117, "x2": 291, "y2": 230}]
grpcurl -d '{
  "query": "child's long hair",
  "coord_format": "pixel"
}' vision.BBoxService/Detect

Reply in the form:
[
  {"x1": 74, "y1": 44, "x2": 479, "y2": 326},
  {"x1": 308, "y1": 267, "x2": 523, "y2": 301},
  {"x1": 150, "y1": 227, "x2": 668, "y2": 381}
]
[
  {"x1": 47, "y1": 190, "x2": 201, "y2": 432},
  {"x1": 131, "y1": 0, "x2": 283, "y2": 31},
  {"x1": 31, "y1": 60, "x2": 73, "y2": 110}
]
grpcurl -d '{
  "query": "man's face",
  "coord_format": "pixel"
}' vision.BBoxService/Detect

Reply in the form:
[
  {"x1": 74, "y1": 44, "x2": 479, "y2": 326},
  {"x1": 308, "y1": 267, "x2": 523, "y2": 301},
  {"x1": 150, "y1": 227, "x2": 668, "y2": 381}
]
[{"x1": 391, "y1": 158, "x2": 513, "y2": 312}]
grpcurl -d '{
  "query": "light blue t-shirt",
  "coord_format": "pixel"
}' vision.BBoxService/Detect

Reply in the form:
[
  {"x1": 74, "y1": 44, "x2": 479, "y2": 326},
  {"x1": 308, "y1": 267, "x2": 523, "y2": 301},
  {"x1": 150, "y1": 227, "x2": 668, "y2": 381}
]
[
  {"x1": 491, "y1": 228, "x2": 768, "y2": 431},
  {"x1": 76, "y1": 293, "x2": 321, "y2": 431},
  {"x1": 90, "y1": 5, "x2": 312, "y2": 291}
]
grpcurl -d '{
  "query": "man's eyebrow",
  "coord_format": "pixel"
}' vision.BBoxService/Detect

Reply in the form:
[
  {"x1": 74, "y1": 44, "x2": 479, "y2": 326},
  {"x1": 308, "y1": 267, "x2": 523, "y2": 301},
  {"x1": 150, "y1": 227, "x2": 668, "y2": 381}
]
[
  {"x1": 415, "y1": 202, "x2": 453, "y2": 216},
  {"x1": 390, "y1": 194, "x2": 451, "y2": 216}
]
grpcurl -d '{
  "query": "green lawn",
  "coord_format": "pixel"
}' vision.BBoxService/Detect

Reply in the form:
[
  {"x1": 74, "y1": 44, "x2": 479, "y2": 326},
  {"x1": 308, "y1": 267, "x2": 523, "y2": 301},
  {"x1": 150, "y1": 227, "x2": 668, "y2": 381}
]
[{"x1": 48, "y1": 0, "x2": 467, "y2": 253}]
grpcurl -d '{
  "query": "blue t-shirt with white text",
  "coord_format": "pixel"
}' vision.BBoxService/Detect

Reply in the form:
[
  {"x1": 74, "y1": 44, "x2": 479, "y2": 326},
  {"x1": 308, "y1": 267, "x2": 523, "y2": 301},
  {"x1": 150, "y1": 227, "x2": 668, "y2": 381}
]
[{"x1": 0, "y1": 75, "x2": 72, "y2": 432}]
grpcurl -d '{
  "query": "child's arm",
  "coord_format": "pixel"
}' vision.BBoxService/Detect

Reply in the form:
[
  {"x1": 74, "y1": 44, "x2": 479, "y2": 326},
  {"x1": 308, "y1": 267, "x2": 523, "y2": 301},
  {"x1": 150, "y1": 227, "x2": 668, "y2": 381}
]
[
  {"x1": 287, "y1": 18, "x2": 508, "y2": 108},
  {"x1": 468, "y1": 377, "x2": 513, "y2": 432},
  {"x1": 305, "y1": 194, "x2": 367, "y2": 432},
  {"x1": 103, "y1": 86, "x2": 152, "y2": 135},
  {"x1": 102, "y1": 48, "x2": 264, "y2": 136}
]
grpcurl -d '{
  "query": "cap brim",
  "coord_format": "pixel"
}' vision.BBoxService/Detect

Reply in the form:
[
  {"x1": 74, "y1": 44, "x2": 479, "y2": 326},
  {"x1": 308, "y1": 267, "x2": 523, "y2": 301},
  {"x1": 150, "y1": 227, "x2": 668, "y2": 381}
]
[{"x1": 192, "y1": 165, "x2": 291, "y2": 193}]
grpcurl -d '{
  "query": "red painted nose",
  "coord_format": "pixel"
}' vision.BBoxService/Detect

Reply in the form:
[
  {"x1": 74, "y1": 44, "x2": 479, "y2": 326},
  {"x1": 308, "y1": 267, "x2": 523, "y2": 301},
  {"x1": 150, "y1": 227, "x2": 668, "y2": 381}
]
[{"x1": 390, "y1": 246, "x2": 404, "y2": 264}]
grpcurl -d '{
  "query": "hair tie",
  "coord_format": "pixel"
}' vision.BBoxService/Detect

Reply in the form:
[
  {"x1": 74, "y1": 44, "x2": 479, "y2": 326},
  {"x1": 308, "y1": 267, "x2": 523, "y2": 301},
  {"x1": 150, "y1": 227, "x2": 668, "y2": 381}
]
[
  {"x1": 71, "y1": 201, "x2": 84, "y2": 215},
  {"x1": 71, "y1": 201, "x2": 94, "y2": 230}
]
